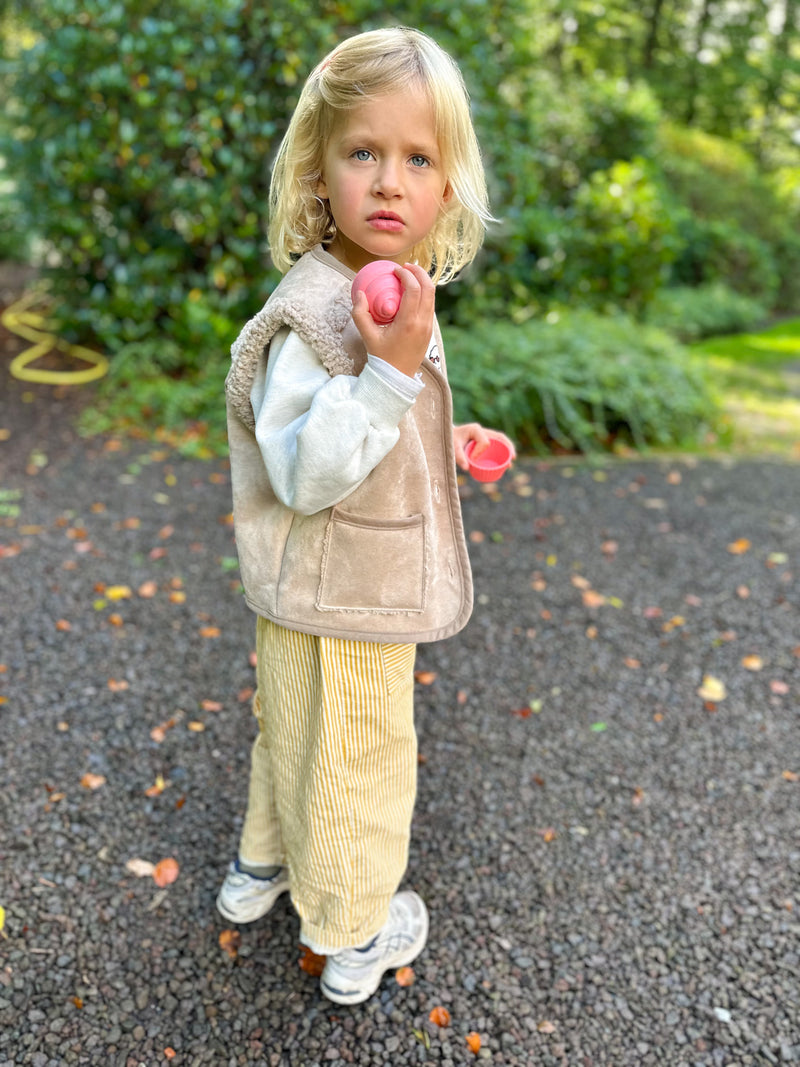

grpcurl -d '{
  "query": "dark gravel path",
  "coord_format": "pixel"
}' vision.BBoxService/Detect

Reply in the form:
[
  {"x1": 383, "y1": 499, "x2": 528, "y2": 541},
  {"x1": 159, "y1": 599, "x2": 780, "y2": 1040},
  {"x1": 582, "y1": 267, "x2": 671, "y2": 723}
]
[{"x1": 1, "y1": 340, "x2": 799, "y2": 1066}]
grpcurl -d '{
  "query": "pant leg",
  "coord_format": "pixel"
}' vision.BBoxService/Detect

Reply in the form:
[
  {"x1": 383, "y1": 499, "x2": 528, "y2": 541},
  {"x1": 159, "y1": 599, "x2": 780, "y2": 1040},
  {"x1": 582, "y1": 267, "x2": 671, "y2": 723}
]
[
  {"x1": 257, "y1": 618, "x2": 417, "y2": 954},
  {"x1": 237, "y1": 684, "x2": 286, "y2": 868}
]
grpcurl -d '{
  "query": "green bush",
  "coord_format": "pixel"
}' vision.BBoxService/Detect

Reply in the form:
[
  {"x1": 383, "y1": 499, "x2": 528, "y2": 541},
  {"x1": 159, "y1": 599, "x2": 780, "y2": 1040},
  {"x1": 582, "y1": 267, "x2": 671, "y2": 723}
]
[
  {"x1": 1, "y1": 0, "x2": 342, "y2": 356},
  {"x1": 445, "y1": 311, "x2": 714, "y2": 452},
  {"x1": 560, "y1": 159, "x2": 682, "y2": 315},
  {"x1": 670, "y1": 216, "x2": 779, "y2": 305},
  {"x1": 645, "y1": 284, "x2": 768, "y2": 343}
]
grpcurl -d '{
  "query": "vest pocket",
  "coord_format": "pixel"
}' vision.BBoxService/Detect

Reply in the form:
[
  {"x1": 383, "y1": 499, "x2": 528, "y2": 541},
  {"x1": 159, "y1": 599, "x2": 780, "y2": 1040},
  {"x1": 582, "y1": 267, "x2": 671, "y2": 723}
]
[{"x1": 317, "y1": 508, "x2": 426, "y2": 613}]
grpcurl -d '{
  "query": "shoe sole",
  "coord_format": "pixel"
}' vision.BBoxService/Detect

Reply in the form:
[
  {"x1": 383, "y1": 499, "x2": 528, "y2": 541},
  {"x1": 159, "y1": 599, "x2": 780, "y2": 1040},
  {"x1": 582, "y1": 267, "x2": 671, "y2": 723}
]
[
  {"x1": 215, "y1": 881, "x2": 290, "y2": 925},
  {"x1": 320, "y1": 906, "x2": 429, "y2": 1006}
]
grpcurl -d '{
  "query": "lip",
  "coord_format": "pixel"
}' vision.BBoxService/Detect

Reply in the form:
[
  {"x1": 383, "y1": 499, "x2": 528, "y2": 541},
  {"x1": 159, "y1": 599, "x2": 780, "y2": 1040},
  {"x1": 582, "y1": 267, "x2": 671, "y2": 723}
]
[{"x1": 367, "y1": 211, "x2": 404, "y2": 232}]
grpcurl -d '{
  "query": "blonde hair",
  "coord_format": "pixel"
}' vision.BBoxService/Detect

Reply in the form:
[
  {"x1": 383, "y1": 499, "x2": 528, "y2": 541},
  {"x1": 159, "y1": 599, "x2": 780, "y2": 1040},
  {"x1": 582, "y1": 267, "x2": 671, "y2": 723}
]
[{"x1": 268, "y1": 27, "x2": 492, "y2": 283}]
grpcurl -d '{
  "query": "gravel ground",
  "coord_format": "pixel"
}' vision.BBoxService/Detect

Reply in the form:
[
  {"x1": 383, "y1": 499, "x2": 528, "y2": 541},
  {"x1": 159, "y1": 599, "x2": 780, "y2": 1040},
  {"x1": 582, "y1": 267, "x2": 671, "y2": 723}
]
[{"x1": 1, "y1": 337, "x2": 799, "y2": 1066}]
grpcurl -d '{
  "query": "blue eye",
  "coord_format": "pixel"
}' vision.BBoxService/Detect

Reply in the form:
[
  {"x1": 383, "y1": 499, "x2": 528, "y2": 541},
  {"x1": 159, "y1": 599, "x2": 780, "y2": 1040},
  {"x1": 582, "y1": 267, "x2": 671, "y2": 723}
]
[
  {"x1": 353, "y1": 149, "x2": 372, "y2": 162},
  {"x1": 410, "y1": 155, "x2": 430, "y2": 168}
]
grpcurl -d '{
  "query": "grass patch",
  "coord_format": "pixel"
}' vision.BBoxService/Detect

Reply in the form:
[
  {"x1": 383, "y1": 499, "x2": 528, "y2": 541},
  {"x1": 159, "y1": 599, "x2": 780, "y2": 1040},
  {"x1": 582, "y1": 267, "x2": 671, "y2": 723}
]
[{"x1": 691, "y1": 318, "x2": 800, "y2": 458}]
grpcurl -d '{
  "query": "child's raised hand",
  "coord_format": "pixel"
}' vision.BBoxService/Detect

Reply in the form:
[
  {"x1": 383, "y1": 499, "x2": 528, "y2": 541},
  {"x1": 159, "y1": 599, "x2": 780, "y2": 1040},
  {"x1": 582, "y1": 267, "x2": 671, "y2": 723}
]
[
  {"x1": 453, "y1": 423, "x2": 516, "y2": 471},
  {"x1": 352, "y1": 262, "x2": 435, "y2": 378}
]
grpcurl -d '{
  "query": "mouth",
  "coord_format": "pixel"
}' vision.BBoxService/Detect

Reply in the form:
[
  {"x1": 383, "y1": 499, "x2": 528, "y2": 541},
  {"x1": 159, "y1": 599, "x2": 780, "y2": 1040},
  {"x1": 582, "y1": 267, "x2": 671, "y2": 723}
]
[{"x1": 367, "y1": 211, "x2": 404, "y2": 231}]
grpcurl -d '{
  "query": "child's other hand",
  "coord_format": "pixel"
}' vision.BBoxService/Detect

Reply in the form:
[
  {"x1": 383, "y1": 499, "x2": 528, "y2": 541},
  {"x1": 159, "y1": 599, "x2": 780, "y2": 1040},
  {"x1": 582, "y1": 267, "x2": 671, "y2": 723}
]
[
  {"x1": 453, "y1": 423, "x2": 516, "y2": 472},
  {"x1": 352, "y1": 262, "x2": 435, "y2": 378}
]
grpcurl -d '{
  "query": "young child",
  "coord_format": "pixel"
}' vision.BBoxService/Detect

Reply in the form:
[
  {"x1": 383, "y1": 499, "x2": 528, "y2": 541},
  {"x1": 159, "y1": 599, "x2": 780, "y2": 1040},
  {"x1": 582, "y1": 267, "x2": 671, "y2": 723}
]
[{"x1": 219, "y1": 26, "x2": 514, "y2": 1005}]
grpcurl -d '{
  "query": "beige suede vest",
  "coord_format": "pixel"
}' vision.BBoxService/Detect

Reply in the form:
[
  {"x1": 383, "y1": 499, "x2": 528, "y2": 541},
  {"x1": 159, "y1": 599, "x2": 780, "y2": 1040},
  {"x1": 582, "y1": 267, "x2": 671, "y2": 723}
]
[{"x1": 225, "y1": 246, "x2": 473, "y2": 644}]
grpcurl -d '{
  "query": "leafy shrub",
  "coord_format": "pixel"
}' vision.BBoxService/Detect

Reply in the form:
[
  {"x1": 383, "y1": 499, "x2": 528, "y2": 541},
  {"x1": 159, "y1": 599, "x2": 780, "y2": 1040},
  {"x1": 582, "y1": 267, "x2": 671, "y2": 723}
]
[
  {"x1": 560, "y1": 160, "x2": 682, "y2": 314},
  {"x1": 645, "y1": 284, "x2": 768, "y2": 343},
  {"x1": 1, "y1": 0, "x2": 341, "y2": 358},
  {"x1": 445, "y1": 311, "x2": 714, "y2": 452},
  {"x1": 670, "y1": 216, "x2": 779, "y2": 305}
]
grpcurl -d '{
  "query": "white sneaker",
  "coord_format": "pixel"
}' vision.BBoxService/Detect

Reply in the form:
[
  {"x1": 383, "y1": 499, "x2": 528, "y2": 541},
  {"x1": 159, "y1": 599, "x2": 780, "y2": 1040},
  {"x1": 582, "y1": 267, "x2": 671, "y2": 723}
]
[
  {"x1": 216, "y1": 860, "x2": 290, "y2": 924},
  {"x1": 320, "y1": 891, "x2": 429, "y2": 1005}
]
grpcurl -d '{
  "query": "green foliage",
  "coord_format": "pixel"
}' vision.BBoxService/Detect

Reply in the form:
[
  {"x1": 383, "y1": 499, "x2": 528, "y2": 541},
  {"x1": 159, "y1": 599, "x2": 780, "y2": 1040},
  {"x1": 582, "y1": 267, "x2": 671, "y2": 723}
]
[
  {"x1": 445, "y1": 311, "x2": 714, "y2": 453},
  {"x1": 1, "y1": 0, "x2": 341, "y2": 357},
  {"x1": 561, "y1": 159, "x2": 681, "y2": 314},
  {"x1": 645, "y1": 284, "x2": 768, "y2": 343}
]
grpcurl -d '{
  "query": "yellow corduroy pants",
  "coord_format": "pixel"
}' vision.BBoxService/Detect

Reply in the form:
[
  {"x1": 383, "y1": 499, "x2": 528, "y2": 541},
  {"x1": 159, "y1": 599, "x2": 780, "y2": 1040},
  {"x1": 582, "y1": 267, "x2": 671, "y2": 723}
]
[{"x1": 238, "y1": 617, "x2": 418, "y2": 954}]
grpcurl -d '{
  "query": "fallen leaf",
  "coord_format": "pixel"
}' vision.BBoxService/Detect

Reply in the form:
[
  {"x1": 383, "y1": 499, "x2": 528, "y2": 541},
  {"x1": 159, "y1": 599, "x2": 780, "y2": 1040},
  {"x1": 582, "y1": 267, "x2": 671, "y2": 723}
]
[
  {"x1": 698, "y1": 675, "x2": 726, "y2": 702},
  {"x1": 158, "y1": 524, "x2": 174, "y2": 540},
  {"x1": 219, "y1": 929, "x2": 241, "y2": 959},
  {"x1": 200, "y1": 626, "x2": 221, "y2": 638},
  {"x1": 72, "y1": 997, "x2": 83, "y2": 1009},
  {"x1": 582, "y1": 589, "x2": 606, "y2": 608},
  {"x1": 298, "y1": 945, "x2": 326, "y2": 976},
  {"x1": 125, "y1": 857, "x2": 155, "y2": 878},
  {"x1": 469, "y1": 530, "x2": 485, "y2": 543},
  {"x1": 144, "y1": 775, "x2": 167, "y2": 797},
  {"x1": 108, "y1": 614, "x2": 123, "y2": 627},
  {"x1": 106, "y1": 585, "x2": 132, "y2": 601},
  {"x1": 741, "y1": 655, "x2": 763, "y2": 671},
  {"x1": 201, "y1": 700, "x2": 223, "y2": 712},
  {"x1": 643, "y1": 606, "x2": 662, "y2": 619},
  {"x1": 107, "y1": 678, "x2": 129, "y2": 692},
  {"x1": 395, "y1": 966, "x2": 416, "y2": 987},
  {"x1": 662, "y1": 615, "x2": 685, "y2": 632},
  {"x1": 138, "y1": 580, "x2": 158, "y2": 598},
  {"x1": 541, "y1": 827, "x2": 557, "y2": 842},
  {"x1": 624, "y1": 658, "x2": 641, "y2": 669},
  {"x1": 428, "y1": 1006, "x2": 451, "y2": 1028},
  {"x1": 511, "y1": 706, "x2": 532, "y2": 718},
  {"x1": 538, "y1": 1020, "x2": 557, "y2": 1034},
  {"x1": 466, "y1": 1032, "x2": 481, "y2": 1053},
  {"x1": 414, "y1": 671, "x2": 437, "y2": 685},
  {"x1": 782, "y1": 770, "x2": 798, "y2": 782},
  {"x1": 153, "y1": 857, "x2": 179, "y2": 887},
  {"x1": 187, "y1": 721, "x2": 205, "y2": 732},
  {"x1": 164, "y1": 1051, "x2": 176, "y2": 1062},
  {"x1": 736, "y1": 585, "x2": 750, "y2": 599},
  {"x1": 727, "y1": 538, "x2": 751, "y2": 555},
  {"x1": 80, "y1": 773, "x2": 106, "y2": 790},
  {"x1": 56, "y1": 619, "x2": 72, "y2": 632},
  {"x1": 770, "y1": 680, "x2": 789, "y2": 695},
  {"x1": 590, "y1": 722, "x2": 607, "y2": 732},
  {"x1": 0, "y1": 905, "x2": 5, "y2": 937}
]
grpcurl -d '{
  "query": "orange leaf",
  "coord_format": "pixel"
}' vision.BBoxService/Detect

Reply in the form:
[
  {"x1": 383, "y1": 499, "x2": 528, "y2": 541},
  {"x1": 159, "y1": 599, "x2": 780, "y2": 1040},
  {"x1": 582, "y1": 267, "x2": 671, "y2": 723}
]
[
  {"x1": 582, "y1": 589, "x2": 606, "y2": 609},
  {"x1": 298, "y1": 945, "x2": 326, "y2": 976},
  {"x1": 727, "y1": 538, "x2": 751, "y2": 555},
  {"x1": 741, "y1": 654, "x2": 763, "y2": 671},
  {"x1": 72, "y1": 996, "x2": 83, "y2": 1009},
  {"x1": 395, "y1": 966, "x2": 416, "y2": 987},
  {"x1": 80, "y1": 773, "x2": 106, "y2": 790},
  {"x1": 414, "y1": 671, "x2": 437, "y2": 685},
  {"x1": 107, "y1": 678, "x2": 129, "y2": 692},
  {"x1": 153, "y1": 857, "x2": 179, "y2": 887},
  {"x1": 164, "y1": 1050, "x2": 176, "y2": 1061},
  {"x1": 428, "y1": 1006, "x2": 451, "y2": 1028},
  {"x1": 108, "y1": 613, "x2": 124, "y2": 627},
  {"x1": 200, "y1": 626, "x2": 221, "y2": 638},
  {"x1": 201, "y1": 699, "x2": 223, "y2": 712},
  {"x1": 56, "y1": 619, "x2": 72, "y2": 632},
  {"x1": 219, "y1": 929, "x2": 241, "y2": 958},
  {"x1": 538, "y1": 1019, "x2": 557, "y2": 1034},
  {"x1": 158, "y1": 524, "x2": 175, "y2": 540},
  {"x1": 782, "y1": 770, "x2": 798, "y2": 782},
  {"x1": 138, "y1": 580, "x2": 158, "y2": 598},
  {"x1": 466, "y1": 1032, "x2": 481, "y2": 1054},
  {"x1": 187, "y1": 721, "x2": 205, "y2": 732}
]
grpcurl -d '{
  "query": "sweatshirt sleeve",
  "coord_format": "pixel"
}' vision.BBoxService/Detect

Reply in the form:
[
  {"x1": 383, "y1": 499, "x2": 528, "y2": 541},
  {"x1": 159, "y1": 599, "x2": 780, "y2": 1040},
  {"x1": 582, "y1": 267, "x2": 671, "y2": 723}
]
[{"x1": 250, "y1": 327, "x2": 422, "y2": 516}]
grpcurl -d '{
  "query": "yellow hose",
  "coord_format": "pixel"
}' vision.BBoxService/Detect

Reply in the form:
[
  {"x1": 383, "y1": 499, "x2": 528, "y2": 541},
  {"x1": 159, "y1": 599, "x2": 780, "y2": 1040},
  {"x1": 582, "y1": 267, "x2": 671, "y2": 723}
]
[{"x1": 2, "y1": 288, "x2": 108, "y2": 385}]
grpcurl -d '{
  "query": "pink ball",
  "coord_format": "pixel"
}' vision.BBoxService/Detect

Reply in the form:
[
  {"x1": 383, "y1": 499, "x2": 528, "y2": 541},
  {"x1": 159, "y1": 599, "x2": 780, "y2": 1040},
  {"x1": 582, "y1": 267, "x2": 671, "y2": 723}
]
[{"x1": 351, "y1": 261, "x2": 402, "y2": 324}]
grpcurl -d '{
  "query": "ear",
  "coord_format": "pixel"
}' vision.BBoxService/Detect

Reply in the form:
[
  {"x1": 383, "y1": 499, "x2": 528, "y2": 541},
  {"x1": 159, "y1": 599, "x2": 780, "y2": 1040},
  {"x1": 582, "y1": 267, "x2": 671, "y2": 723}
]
[
  {"x1": 316, "y1": 175, "x2": 329, "y2": 199},
  {"x1": 441, "y1": 180, "x2": 454, "y2": 206}
]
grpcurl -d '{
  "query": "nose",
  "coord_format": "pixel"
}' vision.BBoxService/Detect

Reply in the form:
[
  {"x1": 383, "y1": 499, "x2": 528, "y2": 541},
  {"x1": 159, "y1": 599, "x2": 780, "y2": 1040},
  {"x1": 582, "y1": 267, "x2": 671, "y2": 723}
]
[{"x1": 373, "y1": 158, "x2": 402, "y2": 198}]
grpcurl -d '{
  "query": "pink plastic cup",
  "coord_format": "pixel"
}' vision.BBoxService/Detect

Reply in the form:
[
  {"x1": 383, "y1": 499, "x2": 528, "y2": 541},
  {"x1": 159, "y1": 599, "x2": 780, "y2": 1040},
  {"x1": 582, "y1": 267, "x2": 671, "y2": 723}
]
[
  {"x1": 351, "y1": 260, "x2": 402, "y2": 324},
  {"x1": 465, "y1": 436, "x2": 513, "y2": 482}
]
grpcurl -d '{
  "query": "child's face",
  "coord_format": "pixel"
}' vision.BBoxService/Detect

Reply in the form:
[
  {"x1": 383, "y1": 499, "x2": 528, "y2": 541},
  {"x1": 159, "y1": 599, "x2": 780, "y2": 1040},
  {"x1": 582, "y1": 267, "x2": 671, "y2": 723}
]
[{"x1": 318, "y1": 86, "x2": 452, "y2": 273}]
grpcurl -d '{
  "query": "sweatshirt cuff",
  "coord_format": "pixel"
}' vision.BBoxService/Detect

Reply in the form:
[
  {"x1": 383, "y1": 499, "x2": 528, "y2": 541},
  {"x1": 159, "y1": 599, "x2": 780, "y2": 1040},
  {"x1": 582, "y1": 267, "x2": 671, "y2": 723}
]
[{"x1": 367, "y1": 354, "x2": 425, "y2": 402}]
